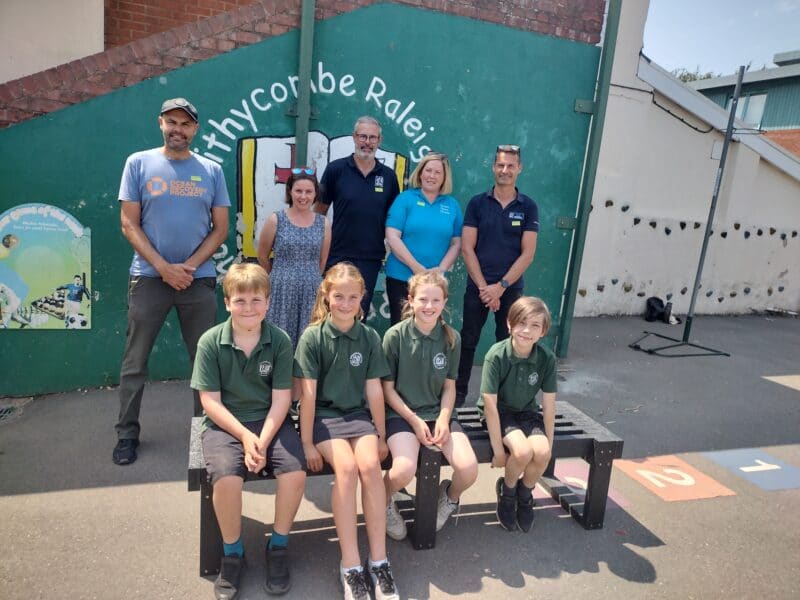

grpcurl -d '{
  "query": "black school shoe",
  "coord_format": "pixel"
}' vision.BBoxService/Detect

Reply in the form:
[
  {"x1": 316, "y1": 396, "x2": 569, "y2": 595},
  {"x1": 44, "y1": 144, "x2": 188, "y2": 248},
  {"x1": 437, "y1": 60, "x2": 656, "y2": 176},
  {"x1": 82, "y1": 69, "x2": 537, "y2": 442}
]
[
  {"x1": 265, "y1": 545, "x2": 291, "y2": 595},
  {"x1": 516, "y1": 480, "x2": 536, "y2": 532},
  {"x1": 112, "y1": 438, "x2": 139, "y2": 465},
  {"x1": 495, "y1": 477, "x2": 518, "y2": 531},
  {"x1": 214, "y1": 555, "x2": 244, "y2": 600}
]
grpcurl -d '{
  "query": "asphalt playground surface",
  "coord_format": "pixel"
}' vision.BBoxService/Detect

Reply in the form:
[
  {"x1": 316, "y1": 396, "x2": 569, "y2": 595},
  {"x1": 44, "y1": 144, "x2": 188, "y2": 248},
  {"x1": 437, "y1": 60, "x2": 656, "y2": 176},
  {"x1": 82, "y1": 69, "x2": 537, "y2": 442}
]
[{"x1": 1, "y1": 315, "x2": 798, "y2": 599}]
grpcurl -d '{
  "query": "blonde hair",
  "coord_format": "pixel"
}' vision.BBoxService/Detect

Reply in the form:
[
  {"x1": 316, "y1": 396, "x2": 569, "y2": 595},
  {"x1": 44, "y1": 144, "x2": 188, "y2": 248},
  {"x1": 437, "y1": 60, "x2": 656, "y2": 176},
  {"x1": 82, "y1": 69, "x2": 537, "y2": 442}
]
[
  {"x1": 401, "y1": 270, "x2": 457, "y2": 349},
  {"x1": 223, "y1": 262, "x2": 270, "y2": 299},
  {"x1": 309, "y1": 262, "x2": 365, "y2": 325},
  {"x1": 507, "y1": 296, "x2": 552, "y2": 336},
  {"x1": 410, "y1": 152, "x2": 452, "y2": 195}
]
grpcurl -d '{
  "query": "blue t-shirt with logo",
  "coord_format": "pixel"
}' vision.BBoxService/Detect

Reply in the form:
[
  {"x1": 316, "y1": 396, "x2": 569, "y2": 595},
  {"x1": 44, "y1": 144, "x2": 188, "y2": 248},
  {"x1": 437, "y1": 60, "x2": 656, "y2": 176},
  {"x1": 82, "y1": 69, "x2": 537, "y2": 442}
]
[
  {"x1": 118, "y1": 149, "x2": 230, "y2": 278},
  {"x1": 384, "y1": 188, "x2": 463, "y2": 282}
]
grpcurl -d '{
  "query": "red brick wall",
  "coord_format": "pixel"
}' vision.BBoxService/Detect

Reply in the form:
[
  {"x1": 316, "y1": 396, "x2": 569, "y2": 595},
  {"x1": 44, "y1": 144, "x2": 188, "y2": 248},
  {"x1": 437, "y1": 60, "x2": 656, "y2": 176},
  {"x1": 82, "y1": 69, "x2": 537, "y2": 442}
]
[
  {"x1": 105, "y1": 0, "x2": 258, "y2": 48},
  {"x1": 765, "y1": 129, "x2": 800, "y2": 158},
  {"x1": 1, "y1": 0, "x2": 606, "y2": 128}
]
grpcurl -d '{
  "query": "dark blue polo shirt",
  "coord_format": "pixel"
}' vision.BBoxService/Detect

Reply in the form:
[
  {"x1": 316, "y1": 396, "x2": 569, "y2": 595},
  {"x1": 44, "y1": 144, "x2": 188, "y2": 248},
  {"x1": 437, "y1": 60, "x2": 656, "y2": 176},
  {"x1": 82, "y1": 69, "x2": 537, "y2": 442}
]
[
  {"x1": 320, "y1": 155, "x2": 401, "y2": 261},
  {"x1": 463, "y1": 188, "x2": 539, "y2": 291}
]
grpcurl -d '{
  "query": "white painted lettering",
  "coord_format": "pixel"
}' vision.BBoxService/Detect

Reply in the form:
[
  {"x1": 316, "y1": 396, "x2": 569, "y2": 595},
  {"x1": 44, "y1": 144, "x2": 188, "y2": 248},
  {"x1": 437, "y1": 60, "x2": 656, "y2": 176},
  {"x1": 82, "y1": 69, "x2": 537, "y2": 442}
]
[
  {"x1": 396, "y1": 100, "x2": 416, "y2": 124},
  {"x1": 203, "y1": 152, "x2": 224, "y2": 163},
  {"x1": 271, "y1": 82, "x2": 289, "y2": 103},
  {"x1": 339, "y1": 74, "x2": 356, "y2": 97},
  {"x1": 208, "y1": 117, "x2": 245, "y2": 140},
  {"x1": 410, "y1": 146, "x2": 431, "y2": 163},
  {"x1": 250, "y1": 88, "x2": 272, "y2": 111},
  {"x1": 317, "y1": 62, "x2": 336, "y2": 93},
  {"x1": 403, "y1": 117, "x2": 422, "y2": 138},
  {"x1": 202, "y1": 132, "x2": 232, "y2": 152},
  {"x1": 637, "y1": 468, "x2": 695, "y2": 488},
  {"x1": 230, "y1": 100, "x2": 258, "y2": 133},
  {"x1": 384, "y1": 98, "x2": 402, "y2": 120},
  {"x1": 365, "y1": 76, "x2": 387, "y2": 107}
]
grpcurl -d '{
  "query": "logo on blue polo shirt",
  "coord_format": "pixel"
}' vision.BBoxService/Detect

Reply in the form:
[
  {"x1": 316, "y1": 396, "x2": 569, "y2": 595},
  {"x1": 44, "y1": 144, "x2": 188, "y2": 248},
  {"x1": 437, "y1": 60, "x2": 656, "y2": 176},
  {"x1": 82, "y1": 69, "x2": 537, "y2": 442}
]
[
  {"x1": 350, "y1": 352, "x2": 363, "y2": 367},
  {"x1": 259, "y1": 361, "x2": 272, "y2": 376},
  {"x1": 528, "y1": 372, "x2": 538, "y2": 386},
  {"x1": 433, "y1": 353, "x2": 447, "y2": 370}
]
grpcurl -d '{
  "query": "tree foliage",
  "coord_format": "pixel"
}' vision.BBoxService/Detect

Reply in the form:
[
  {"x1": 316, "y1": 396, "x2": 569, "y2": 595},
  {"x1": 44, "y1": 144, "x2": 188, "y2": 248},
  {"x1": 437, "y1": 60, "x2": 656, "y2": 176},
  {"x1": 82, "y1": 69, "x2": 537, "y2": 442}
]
[{"x1": 671, "y1": 67, "x2": 720, "y2": 82}]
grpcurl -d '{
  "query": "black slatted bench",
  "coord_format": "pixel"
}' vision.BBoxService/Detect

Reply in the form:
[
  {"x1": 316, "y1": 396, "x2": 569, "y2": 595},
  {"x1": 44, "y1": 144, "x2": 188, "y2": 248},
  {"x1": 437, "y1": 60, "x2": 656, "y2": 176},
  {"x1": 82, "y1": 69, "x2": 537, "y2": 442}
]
[{"x1": 188, "y1": 400, "x2": 623, "y2": 573}]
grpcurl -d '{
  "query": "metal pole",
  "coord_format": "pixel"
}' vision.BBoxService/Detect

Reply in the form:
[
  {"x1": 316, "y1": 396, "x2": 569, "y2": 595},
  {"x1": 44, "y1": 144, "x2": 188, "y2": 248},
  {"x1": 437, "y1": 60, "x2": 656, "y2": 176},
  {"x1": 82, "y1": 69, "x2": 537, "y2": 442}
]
[
  {"x1": 682, "y1": 65, "x2": 745, "y2": 342},
  {"x1": 557, "y1": 0, "x2": 622, "y2": 356},
  {"x1": 294, "y1": 0, "x2": 316, "y2": 165}
]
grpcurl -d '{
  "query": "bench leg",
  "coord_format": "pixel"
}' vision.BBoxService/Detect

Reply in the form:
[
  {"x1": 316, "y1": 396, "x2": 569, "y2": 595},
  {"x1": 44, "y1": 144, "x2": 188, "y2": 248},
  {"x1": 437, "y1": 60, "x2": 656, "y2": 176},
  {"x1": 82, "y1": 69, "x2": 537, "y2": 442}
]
[
  {"x1": 409, "y1": 445, "x2": 442, "y2": 550},
  {"x1": 199, "y1": 479, "x2": 223, "y2": 576},
  {"x1": 580, "y1": 440, "x2": 615, "y2": 530}
]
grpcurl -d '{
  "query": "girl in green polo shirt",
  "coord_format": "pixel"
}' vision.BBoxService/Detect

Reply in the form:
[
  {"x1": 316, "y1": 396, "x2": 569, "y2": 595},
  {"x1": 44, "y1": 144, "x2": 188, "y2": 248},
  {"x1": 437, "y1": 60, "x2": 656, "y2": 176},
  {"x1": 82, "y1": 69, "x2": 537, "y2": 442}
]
[
  {"x1": 479, "y1": 296, "x2": 557, "y2": 533},
  {"x1": 293, "y1": 262, "x2": 399, "y2": 600},
  {"x1": 382, "y1": 270, "x2": 478, "y2": 540}
]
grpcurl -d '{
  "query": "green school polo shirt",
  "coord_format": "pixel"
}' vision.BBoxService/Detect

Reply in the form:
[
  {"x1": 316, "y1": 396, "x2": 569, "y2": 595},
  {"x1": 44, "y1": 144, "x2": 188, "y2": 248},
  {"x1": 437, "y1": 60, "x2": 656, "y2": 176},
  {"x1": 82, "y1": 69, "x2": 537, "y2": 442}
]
[
  {"x1": 382, "y1": 318, "x2": 461, "y2": 421},
  {"x1": 478, "y1": 338, "x2": 557, "y2": 414},
  {"x1": 293, "y1": 317, "x2": 390, "y2": 417},
  {"x1": 191, "y1": 318, "x2": 293, "y2": 430}
]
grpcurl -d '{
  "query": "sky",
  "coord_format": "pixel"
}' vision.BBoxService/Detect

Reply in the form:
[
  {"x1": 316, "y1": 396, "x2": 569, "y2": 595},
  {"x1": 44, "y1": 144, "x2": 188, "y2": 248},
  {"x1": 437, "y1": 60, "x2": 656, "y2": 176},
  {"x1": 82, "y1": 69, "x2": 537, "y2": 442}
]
[{"x1": 643, "y1": 0, "x2": 800, "y2": 77}]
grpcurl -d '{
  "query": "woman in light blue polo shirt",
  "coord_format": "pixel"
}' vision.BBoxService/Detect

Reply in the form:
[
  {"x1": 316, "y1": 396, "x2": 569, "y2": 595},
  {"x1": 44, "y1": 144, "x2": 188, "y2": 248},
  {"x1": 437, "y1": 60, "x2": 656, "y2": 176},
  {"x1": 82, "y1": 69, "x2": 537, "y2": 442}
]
[{"x1": 384, "y1": 152, "x2": 463, "y2": 324}]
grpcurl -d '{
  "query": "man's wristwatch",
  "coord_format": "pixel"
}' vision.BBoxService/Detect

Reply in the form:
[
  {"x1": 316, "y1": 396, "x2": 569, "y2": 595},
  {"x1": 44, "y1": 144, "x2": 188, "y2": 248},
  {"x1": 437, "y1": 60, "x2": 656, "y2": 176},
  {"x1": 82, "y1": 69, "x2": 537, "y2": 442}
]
[{"x1": 500, "y1": 279, "x2": 510, "y2": 289}]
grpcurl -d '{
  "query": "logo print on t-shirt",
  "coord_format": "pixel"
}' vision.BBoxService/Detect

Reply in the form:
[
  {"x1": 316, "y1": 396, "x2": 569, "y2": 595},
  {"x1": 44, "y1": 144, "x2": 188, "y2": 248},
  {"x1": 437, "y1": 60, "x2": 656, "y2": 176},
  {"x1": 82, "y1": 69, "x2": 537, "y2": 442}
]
[
  {"x1": 146, "y1": 176, "x2": 168, "y2": 197},
  {"x1": 528, "y1": 372, "x2": 538, "y2": 386},
  {"x1": 350, "y1": 352, "x2": 363, "y2": 367},
  {"x1": 259, "y1": 361, "x2": 272, "y2": 376},
  {"x1": 433, "y1": 353, "x2": 447, "y2": 370}
]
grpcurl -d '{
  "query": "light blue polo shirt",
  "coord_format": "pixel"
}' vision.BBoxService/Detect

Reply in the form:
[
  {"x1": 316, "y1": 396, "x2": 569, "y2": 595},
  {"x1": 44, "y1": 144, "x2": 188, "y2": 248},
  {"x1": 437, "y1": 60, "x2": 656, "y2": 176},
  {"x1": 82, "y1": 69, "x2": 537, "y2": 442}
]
[{"x1": 384, "y1": 188, "x2": 463, "y2": 281}]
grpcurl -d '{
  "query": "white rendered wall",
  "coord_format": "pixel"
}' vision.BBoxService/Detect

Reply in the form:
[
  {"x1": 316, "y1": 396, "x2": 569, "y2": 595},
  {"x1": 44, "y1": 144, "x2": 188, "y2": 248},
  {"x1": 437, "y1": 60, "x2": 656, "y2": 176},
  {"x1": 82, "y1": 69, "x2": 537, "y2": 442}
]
[
  {"x1": 0, "y1": 0, "x2": 104, "y2": 83},
  {"x1": 576, "y1": 0, "x2": 800, "y2": 316}
]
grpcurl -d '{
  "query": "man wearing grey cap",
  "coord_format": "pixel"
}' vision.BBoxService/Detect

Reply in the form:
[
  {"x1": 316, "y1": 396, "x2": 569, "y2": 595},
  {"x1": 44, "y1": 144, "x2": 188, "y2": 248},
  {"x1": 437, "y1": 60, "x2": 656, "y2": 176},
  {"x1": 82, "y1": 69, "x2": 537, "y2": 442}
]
[{"x1": 113, "y1": 98, "x2": 230, "y2": 466}]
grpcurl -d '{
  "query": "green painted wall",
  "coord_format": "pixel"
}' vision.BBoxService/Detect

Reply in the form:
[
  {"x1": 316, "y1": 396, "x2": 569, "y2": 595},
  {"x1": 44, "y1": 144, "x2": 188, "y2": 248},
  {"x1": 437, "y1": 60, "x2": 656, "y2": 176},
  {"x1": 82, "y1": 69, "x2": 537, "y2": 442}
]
[{"x1": 0, "y1": 4, "x2": 599, "y2": 396}]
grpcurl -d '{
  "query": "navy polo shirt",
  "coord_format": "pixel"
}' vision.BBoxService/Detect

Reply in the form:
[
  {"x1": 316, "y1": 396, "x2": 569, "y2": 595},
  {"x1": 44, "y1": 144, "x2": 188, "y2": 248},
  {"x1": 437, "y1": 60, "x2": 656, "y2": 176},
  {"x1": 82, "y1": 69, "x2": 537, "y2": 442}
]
[
  {"x1": 463, "y1": 188, "x2": 539, "y2": 290},
  {"x1": 320, "y1": 155, "x2": 401, "y2": 261}
]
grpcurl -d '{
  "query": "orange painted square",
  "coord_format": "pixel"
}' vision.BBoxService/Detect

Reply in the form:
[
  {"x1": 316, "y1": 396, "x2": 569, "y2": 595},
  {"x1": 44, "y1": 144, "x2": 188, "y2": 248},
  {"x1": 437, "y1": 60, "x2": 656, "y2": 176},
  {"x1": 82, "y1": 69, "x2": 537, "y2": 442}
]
[{"x1": 616, "y1": 455, "x2": 736, "y2": 502}]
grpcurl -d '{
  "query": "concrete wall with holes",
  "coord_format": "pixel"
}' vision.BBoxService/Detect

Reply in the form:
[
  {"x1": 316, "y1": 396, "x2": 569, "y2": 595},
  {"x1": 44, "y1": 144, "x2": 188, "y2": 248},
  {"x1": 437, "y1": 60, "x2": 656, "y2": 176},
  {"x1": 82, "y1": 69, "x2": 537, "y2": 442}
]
[{"x1": 575, "y1": 0, "x2": 800, "y2": 317}]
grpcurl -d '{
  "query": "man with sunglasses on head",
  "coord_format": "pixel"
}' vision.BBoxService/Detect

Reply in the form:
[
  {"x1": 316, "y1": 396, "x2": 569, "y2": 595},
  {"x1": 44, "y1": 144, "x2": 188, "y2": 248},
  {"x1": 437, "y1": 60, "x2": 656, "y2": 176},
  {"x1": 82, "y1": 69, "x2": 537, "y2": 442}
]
[
  {"x1": 113, "y1": 98, "x2": 230, "y2": 466},
  {"x1": 455, "y1": 145, "x2": 539, "y2": 406},
  {"x1": 316, "y1": 116, "x2": 400, "y2": 318}
]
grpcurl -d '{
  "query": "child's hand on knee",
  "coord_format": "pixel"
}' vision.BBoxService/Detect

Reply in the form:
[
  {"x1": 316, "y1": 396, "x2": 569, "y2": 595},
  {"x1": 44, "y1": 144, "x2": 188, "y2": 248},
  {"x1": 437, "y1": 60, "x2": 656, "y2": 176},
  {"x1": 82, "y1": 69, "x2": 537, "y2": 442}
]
[
  {"x1": 304, "y1": 443, "x2": 323, "y2": 472},
  {"x1": 378, "y1": 437, "x2": 390, "y2": 462},
  {"x1": 431, "y1": 417, "x2": 450, "y2": 446},
  {"x1": 491, "y1": 453, "x2": 507, "y2": 469},
  {"x1": 412, "y1": 417, "x2": 433, "y2": 446}
]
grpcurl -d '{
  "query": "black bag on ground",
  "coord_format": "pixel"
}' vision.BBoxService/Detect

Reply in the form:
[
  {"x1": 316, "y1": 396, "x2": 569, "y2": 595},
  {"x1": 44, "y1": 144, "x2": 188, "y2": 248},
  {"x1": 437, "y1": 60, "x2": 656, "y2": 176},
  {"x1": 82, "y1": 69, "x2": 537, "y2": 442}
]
[{"x1": 644, "y1": 296, "x2": 665, "y2": 322}]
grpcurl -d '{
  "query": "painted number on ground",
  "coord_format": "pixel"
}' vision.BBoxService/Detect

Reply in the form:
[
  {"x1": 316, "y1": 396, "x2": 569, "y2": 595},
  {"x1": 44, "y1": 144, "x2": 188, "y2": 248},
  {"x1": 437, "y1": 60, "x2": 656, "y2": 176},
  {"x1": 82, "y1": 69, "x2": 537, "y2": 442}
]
[
  {"x1": 615, "y1": 455, "x2": 735, "y2": 502},
  {"x1": 703, "y1": 448, "x2": 800, "y2": 491}
]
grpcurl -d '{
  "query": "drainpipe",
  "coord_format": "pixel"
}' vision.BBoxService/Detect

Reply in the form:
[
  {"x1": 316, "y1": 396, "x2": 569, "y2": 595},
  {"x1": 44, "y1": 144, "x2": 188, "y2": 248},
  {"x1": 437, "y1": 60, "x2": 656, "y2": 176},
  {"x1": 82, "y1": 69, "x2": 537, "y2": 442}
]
[
  {"x1": 293, "y1": 0, "x2": 316, "y2": 165},
  {"x1": 557, "y1": 0, "x2": 622, "y2": 357}
]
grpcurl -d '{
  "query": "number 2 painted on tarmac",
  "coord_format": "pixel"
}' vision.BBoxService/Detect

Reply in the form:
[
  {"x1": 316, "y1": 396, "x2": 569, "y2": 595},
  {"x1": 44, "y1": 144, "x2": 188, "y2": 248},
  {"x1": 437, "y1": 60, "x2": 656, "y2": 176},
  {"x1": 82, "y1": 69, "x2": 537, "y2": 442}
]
[{"x1": 636, "y1": 468, "x2": 696, "y2": 488}]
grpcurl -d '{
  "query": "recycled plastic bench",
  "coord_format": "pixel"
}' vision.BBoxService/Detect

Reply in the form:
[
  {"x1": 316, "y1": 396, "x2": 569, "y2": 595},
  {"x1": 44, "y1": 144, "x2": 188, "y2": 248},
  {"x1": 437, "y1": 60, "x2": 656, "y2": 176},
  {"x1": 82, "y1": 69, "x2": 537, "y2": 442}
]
[{"x1": 188, "y1": 399, "x2": 623, "y2": 574}]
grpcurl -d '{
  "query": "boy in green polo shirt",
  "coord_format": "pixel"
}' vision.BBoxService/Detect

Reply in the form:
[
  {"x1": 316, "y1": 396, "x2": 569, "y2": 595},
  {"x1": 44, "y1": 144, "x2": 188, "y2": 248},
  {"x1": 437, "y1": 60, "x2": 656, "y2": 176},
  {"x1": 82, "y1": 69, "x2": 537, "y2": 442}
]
[
  {"x1": 191, "y1": 263, "x2": 306, "y2": 599},
  {"x1": 479, "y1": 296, "x2": 556, "y2": 533}
]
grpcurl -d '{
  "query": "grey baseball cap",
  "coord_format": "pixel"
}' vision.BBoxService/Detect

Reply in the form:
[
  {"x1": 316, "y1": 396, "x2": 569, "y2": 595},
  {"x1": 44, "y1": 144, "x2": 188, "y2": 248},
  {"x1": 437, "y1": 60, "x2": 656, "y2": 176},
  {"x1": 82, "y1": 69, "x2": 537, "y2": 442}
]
[{"x1": 160, "y1": 98, "x2": 198, "y2": 122}]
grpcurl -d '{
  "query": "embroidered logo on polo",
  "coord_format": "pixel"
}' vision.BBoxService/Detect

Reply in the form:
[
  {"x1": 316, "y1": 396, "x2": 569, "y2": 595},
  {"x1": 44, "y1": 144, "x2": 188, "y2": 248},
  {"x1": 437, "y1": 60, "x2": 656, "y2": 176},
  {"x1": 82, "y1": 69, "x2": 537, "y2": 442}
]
[
  {"x1": 259, "y1": 361, "x2": 272, "y2": 376},
  {"x1": 528, "y1": 372, "x2": 538, "y2": 386},
  {"x1": 509, "y1": 212, "x2": 525, "y2": 220},
  {"x1": 374, "y1": 175, "x2": 384, "y2": 192},
  {"x1": 433, "y1": 353, "x2": 447, "y2": 370},
  {"x1": 350, "y1": 352, "x2": 363, "y2": 367},
  {"x1": 440, "y1": 204, "x2": 450, "y2": 215}
]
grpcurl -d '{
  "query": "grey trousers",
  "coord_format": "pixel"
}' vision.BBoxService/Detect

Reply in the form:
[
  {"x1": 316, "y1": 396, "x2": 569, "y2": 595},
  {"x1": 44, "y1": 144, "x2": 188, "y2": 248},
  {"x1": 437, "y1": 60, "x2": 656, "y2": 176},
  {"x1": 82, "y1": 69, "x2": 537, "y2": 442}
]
[{"x1": 116, "y1": 276, "x2": 217, "y2": 440}]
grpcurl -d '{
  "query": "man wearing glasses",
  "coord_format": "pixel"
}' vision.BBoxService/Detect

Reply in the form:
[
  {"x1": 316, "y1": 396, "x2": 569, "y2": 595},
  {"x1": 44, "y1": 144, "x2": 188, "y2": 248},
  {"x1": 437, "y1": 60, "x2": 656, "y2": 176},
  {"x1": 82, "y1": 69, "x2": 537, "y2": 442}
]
[
  {"x1": 113, "y1": 98, "x2": 230, "y2": 465},
  {"x1": 316, "y1": 116, "x2": 400, "y2": 317},
  {"x1": 455, "y1": 145, "x2": 539, "y2": 406}
]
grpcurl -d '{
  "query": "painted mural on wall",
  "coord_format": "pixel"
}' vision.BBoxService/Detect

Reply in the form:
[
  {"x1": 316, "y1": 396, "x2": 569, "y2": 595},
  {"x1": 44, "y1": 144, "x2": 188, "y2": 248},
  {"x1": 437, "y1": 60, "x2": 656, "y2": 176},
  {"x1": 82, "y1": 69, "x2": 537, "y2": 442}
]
[
  {"x1": 0, "y1": 203, "x2": 92, "y2": 329},
  {"x1": 235, "y1": 130, "x2": 410, "y2": 321}
]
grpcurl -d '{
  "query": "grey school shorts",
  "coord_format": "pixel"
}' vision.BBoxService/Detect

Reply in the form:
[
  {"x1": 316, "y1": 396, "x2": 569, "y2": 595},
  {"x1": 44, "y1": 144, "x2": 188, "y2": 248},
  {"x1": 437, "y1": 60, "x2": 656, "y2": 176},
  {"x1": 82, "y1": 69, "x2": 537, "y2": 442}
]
[
  {"x1": 386, "y1": 416, "x2": 464, "y2": 439},
  {"x1": 202, "y1": 419, "x2": 305, "y2": 484},
  {"x1": 500, "y1": 411, "x2": 545, "y2": 438},
  {"x1": 313, "y1": 412, "x2": 377, "y2": 443}
]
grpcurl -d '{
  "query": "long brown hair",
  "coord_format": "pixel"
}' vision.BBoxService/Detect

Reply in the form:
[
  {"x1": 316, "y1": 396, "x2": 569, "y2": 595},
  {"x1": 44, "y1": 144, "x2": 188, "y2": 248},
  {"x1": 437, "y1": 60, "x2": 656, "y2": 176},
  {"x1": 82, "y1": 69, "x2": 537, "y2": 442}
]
[
  {"x1": 401, "y1": 270, "x2": 457, "y2": 349},
  {"x1": 309, "y1": 262, "x2": 365, "y2": 326}
]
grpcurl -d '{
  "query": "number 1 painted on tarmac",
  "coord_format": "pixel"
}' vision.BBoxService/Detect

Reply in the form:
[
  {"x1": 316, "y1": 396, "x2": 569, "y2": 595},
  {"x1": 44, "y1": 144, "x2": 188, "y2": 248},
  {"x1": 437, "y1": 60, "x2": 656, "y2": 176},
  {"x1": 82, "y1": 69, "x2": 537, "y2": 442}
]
[{"x1": 739, "y1": 459, "x2": 781, "y2": 473}]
